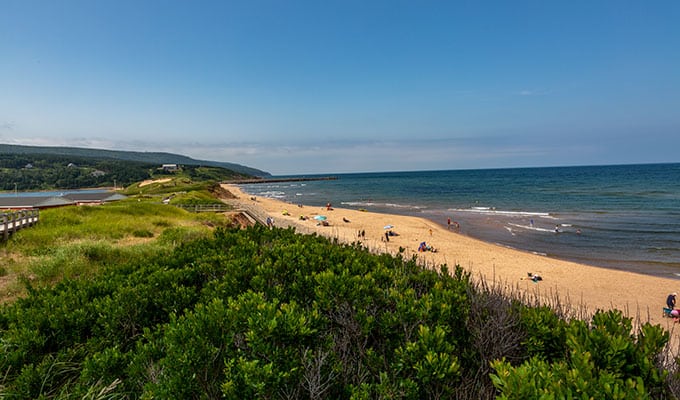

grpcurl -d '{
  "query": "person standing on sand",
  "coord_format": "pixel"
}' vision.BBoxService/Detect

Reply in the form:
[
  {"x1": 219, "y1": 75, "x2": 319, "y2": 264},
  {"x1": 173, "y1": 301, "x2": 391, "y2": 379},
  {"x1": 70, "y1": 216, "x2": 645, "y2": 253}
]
[
  {"x1": 447, "y1": 217, "x2": 451, "y2": 230},
  {"x1": 667, "y1": 292, "x2": 677, "y2": 309}
]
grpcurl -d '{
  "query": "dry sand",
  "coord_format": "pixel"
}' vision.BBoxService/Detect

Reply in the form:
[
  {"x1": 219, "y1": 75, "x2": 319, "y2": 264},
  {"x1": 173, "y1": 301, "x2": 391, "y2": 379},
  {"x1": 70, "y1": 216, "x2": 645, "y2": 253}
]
[
  {"x1": 138, "y1": 178, "x2": 172, "y2": 187},
  {"x1": 222, "y1": 184, "x2": 680, "y2": 331}
]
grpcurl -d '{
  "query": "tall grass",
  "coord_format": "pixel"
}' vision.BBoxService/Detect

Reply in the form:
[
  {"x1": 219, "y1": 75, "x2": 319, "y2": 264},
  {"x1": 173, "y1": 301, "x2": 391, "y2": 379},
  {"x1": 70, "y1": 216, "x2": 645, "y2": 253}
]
[{"x1": 0, "y1": 196, "x2": 232, "y2": 300}]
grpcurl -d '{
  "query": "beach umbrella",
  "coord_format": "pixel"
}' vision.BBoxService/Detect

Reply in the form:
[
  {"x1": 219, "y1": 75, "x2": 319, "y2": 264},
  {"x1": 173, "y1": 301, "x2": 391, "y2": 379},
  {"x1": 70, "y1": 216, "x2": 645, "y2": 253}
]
[
  {"x1": 383, "y1": 224, "x2": 394, "y2": 229},
  {"x1": 314, "y1": 215, "x2": 327, "y2": 221}
]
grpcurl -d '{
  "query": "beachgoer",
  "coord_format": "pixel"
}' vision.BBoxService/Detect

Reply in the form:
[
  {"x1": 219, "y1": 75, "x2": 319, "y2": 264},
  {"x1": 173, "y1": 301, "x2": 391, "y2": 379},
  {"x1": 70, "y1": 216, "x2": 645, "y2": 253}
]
[
  {"x1": 525, "y1": 272, "x2": 543, "y2": 282},
  {"x1": 266, "y1": 216, "x2": 272, "y2": 228},
  {"x1": 530, "y1": 219, "x2": 534, "y2": 227},
  {"x1": 555, "y1": 225, "x2": 560, "y2": 233},
  {"x1": 576, "y1": 229, "x2": 581, "y2": 235},
  {"x1": 447, "y1": 217, "x2": 451, "y2": 230},
  {"x1": 385, "y1": 231, "x2": 389, "y2": 242},
  {"x1": 667, "y1": 293, "x2": 677, "y2": 309}
]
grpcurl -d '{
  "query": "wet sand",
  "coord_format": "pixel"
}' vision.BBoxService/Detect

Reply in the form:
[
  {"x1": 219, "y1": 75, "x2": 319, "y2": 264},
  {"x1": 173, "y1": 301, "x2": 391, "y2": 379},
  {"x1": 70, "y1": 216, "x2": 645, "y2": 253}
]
[{"x1": 222, "y1": 184, "x2": 680, "y2": 331}]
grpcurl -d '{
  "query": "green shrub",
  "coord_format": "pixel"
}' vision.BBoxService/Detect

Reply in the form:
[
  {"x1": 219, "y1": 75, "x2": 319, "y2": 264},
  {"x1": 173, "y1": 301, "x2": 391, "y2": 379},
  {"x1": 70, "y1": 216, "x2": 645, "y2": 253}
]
[
  {"x1": 0, "y1": 227, "x2": 675, "y2": 399},
  {"x1": 132, "y1": 229, "x2": 154, "y2": 238},
  {"x1": 491, "y1": 310, "x2": 669, "y2": 399}
]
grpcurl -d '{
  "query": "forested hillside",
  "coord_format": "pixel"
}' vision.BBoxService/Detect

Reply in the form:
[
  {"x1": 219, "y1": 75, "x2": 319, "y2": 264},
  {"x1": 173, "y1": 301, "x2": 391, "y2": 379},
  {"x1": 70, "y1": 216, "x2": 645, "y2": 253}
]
[
  {"x1": 0, "y1": 153, "x2": 253, "y2": 191},
  {"x1": 0, "y1": 226, "x2": 674, "y2": 399},
  {"x1": 0, "y1": 144, "x2": 270, "y2": 177}
]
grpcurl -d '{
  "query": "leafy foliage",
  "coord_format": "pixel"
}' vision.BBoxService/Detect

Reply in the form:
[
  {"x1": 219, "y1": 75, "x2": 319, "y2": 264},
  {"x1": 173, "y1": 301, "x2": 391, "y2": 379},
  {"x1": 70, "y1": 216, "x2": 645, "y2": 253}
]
[
  {"x1": 0, "y1": 143, "x2": 270, "y2": 177},
  {"x1": 0, "y1": 226, "x2": 674, "y2": 399},
  {"x1": 491, "y1": 310, "x2": 669, "y2": 399},
  {"x1": 0, "y1": 153, "x2": 252, "y2": 191},
  {"x1": 0, "y1": 153, "x2": 154, "y2": 190}
]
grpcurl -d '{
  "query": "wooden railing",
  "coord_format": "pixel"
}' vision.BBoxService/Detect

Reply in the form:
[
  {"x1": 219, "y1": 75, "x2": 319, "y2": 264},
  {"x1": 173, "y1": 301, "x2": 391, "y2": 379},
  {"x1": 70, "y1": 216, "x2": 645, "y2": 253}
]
[
  {"x1": 174, "y1": 204, "x2": 230, "y2": 213},
  {"x1": 1, "y1": 209, "x2": 40, "y2": 241}
]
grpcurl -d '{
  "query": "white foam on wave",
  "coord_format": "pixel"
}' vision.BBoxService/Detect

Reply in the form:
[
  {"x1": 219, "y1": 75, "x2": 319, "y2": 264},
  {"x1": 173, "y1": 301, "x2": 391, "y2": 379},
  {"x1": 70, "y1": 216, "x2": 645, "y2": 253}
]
[
  {"x1": 452, "y1": 207, "x2": 551, "y2": 218},
  {"x1": 342, "y1": 201, "x2": 426, "y2": 210},
  {"x1": 259, "y1": 190, "x2": 286, "y2": 199},
  {"x1": 508, "y1": 223, "x2": 557, "y2": 233},
  {"x1": 342, "y1": 201, "x2": 376, "y2": 207},
  {"x1": 385, "y1": 202, "x2": 426, "y2": 209}
]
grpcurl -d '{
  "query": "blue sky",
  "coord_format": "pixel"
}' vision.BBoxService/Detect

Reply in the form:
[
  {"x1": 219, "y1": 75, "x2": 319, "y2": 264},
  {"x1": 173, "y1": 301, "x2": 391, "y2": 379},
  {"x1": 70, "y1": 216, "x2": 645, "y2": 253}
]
[{"x1": 1, "y1": 1, "x2": 679, "y2": 175}]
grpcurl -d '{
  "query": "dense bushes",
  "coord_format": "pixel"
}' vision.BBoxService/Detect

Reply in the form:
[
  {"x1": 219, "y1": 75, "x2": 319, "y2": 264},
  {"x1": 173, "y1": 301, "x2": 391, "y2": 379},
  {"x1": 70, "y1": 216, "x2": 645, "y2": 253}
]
[{"x1": 0, "y1": 226, "x2": 674, "y2": 398}]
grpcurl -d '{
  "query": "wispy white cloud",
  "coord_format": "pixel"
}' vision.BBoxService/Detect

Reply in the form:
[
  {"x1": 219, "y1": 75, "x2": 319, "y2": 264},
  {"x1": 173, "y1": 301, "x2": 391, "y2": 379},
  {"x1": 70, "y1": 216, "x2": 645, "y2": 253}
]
[
  {"x1": 517, "y1": 89, "x2": 550, "y2": 96},
  {"x1": 0, "y1": 134, "x2": 630, "y2": 175}
]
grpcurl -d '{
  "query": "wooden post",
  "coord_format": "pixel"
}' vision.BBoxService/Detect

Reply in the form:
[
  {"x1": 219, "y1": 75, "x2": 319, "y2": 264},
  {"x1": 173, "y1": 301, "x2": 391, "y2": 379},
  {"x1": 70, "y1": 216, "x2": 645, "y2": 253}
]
[
  {"x1": 10, "y1": 211, "x2": 17, "y2": 234},
  {"x1": 2, "y1": 213, "x2": 7, "y2": 241}
]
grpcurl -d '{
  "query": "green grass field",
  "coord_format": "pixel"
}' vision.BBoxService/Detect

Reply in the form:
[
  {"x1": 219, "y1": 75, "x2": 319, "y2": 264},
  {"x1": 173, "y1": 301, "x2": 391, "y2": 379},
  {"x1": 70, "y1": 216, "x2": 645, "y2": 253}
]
[{"x1": 0, "y1": 182, "x2": 234, "y2": 302}]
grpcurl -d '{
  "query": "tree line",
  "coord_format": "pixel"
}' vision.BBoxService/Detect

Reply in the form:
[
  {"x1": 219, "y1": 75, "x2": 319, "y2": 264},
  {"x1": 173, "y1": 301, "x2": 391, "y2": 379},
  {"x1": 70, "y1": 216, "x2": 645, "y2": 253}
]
[{"x1": 0, "y1": 153, "x2": 250, "y2": 191}]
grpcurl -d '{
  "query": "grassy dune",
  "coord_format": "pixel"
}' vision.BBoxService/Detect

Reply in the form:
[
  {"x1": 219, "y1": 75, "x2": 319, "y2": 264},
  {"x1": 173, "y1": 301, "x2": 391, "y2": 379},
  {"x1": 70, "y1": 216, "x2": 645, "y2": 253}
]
[{"x1": 0, "y1": 180, "x2": 233, "y2": 302}]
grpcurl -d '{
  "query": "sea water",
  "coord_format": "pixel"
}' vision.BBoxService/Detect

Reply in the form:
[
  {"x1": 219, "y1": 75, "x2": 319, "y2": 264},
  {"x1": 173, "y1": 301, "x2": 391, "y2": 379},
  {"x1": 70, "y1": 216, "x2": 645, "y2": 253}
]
[{"x1": 238, "y1": 163, "x2": 680, "y2": 278}]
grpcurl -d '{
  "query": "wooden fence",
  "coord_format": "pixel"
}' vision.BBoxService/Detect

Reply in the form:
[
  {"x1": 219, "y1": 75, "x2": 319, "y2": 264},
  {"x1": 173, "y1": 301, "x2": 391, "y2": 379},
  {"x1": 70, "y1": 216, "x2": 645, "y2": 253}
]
[
  {"x1": 174, "y1": 204, "x2": 230, "y2": 213},
  {"x1": 1, "y1": 209, "x2": 40, "y2": 241}
]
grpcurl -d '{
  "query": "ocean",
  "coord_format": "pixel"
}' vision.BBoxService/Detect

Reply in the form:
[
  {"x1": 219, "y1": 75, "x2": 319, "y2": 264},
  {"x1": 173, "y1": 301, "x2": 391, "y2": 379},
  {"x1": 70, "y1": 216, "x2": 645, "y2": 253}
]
[{"x1": 237, "y1": 163, "x2": 680, "y2": 279}]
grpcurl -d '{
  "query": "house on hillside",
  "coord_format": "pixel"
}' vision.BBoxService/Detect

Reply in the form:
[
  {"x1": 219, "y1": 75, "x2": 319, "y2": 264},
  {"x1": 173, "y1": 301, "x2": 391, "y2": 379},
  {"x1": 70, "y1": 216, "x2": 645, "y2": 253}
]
[{"x1": 160, "y1": 164, "x2": 179, "y2": 172}]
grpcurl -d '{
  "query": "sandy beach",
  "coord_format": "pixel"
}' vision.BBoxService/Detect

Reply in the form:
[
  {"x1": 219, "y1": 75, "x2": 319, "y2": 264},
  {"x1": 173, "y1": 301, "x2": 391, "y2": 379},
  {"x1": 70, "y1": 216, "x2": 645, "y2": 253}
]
[{"x1": 222, "y1": 184, "x2": 680, "y2": 331}]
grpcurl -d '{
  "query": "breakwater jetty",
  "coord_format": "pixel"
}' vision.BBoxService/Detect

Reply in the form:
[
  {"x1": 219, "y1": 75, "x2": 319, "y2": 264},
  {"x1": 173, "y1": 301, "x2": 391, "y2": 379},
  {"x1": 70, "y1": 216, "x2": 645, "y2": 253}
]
[{"x1": 224, "y1": 176, "x2": 337, "y2": 184}]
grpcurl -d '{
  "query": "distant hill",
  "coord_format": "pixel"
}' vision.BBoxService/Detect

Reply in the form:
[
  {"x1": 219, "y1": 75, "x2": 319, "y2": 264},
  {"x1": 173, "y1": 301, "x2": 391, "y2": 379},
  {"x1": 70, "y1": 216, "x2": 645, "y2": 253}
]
[{"x1": 0, "y1": 144, "x2": 271, "y2": 177}]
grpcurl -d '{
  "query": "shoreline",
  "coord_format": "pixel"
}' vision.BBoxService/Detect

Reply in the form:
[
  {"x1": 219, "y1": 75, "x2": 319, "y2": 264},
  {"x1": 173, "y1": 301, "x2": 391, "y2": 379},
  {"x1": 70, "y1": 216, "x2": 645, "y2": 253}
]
[{"x1": 222, "y1": 184, "x2": 680, "y2": 331}]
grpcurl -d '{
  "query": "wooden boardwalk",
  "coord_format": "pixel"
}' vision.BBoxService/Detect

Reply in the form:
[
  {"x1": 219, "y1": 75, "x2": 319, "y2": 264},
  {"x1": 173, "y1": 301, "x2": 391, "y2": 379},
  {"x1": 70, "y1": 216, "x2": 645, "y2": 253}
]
[
  {"x1": 1, "y1": 209, "x2": 40, "y2": 241},
  {"x1": 175, "y1": 204, "x2": 230, "y2": 212}
]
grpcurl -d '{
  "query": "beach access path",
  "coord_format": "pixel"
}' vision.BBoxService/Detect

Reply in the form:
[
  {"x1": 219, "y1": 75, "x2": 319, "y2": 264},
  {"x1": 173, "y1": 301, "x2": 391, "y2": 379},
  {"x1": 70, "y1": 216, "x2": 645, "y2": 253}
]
[{"x1": 220, "y1": 184, "x2": 680, "y2": 335}]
